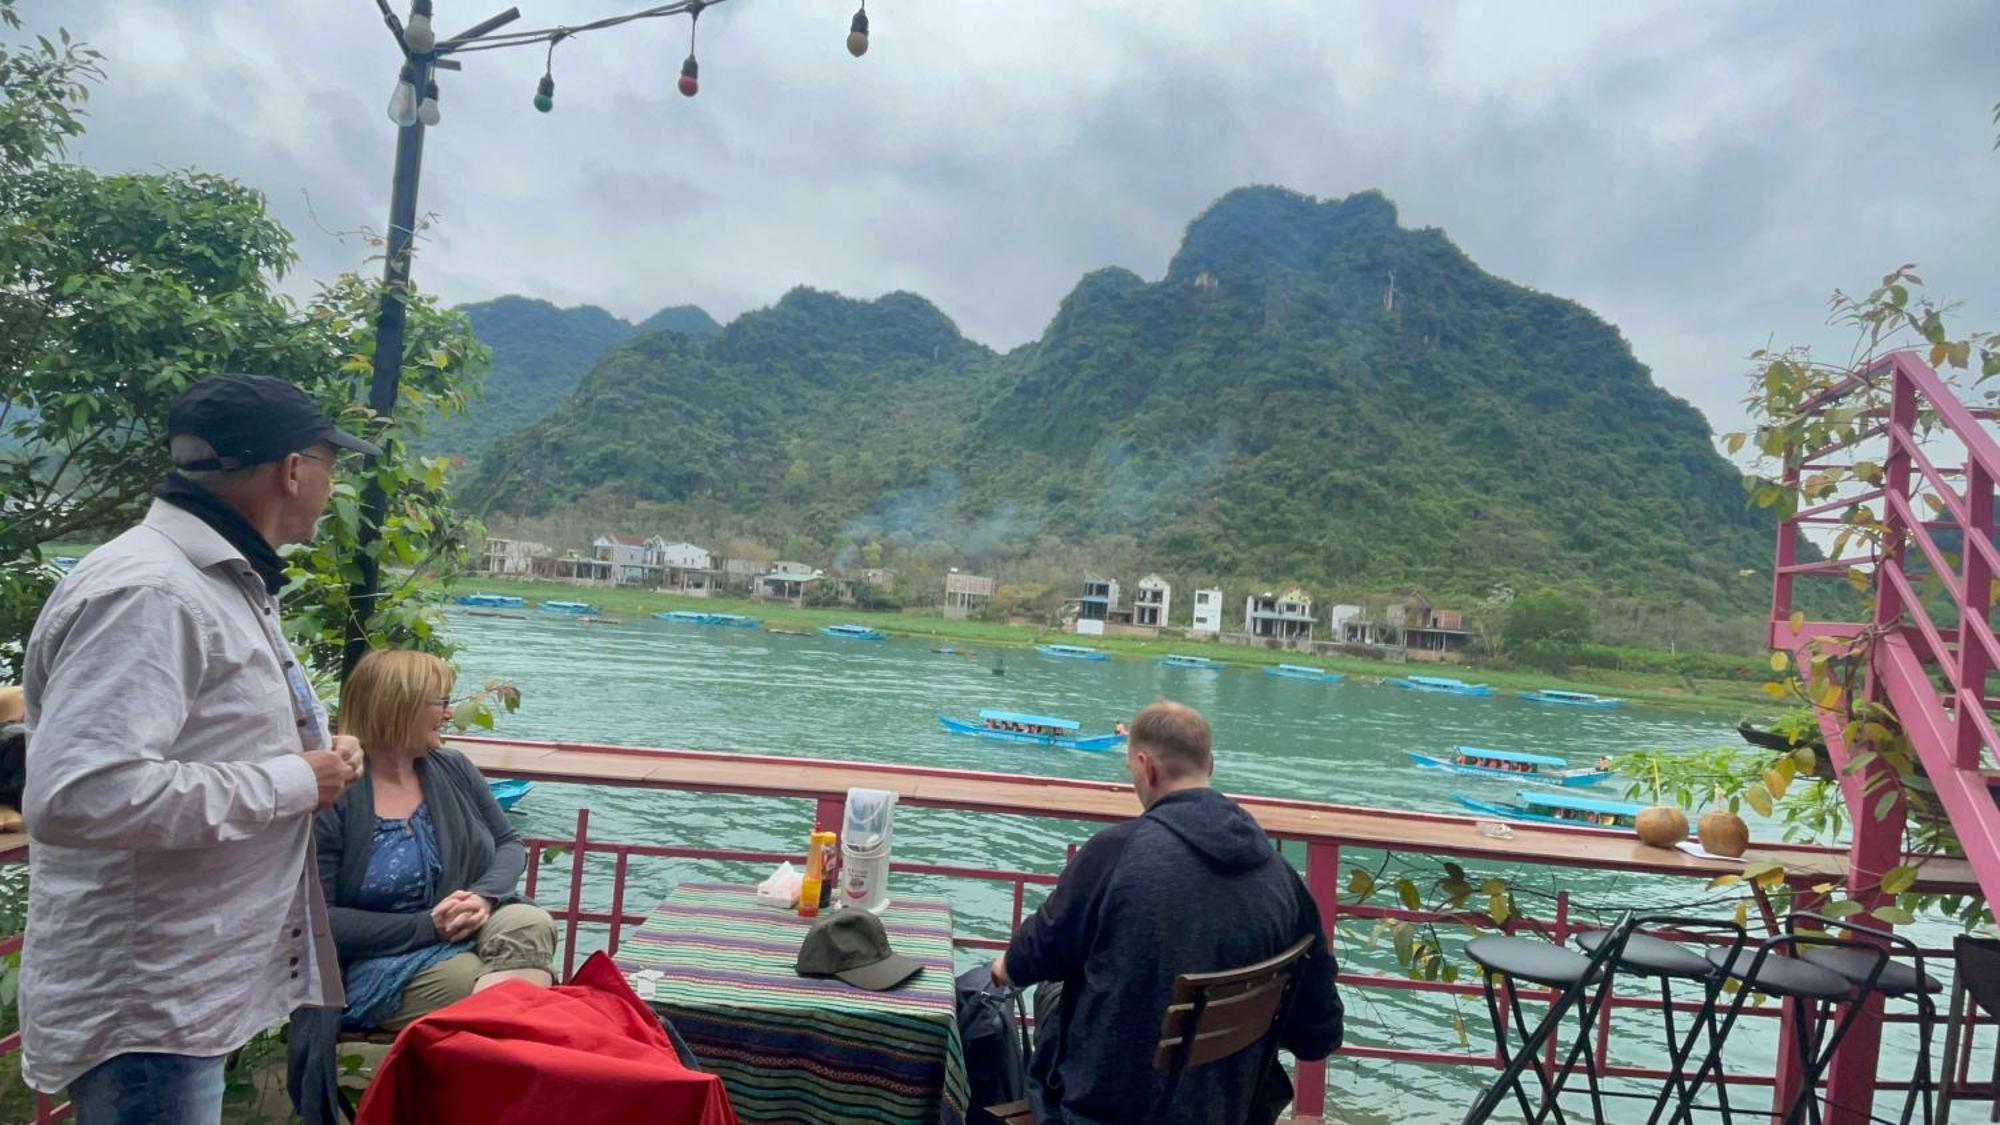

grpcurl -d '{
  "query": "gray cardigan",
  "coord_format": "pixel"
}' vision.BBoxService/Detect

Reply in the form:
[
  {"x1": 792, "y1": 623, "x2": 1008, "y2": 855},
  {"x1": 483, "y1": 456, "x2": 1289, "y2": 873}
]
[{"x1": 287, "y1": 747, "x2": 529, "y2": 1124}]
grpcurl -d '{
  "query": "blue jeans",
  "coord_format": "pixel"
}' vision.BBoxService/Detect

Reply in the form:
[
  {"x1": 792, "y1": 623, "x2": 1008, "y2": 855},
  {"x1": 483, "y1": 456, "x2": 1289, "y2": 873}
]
[{"x1": 67, "y1": 1051, "x2": 226, "y2": 1125}]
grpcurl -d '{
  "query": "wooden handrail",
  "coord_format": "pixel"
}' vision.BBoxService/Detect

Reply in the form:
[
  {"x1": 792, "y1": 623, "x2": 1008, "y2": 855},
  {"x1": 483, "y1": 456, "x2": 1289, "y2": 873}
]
[{"x1": 449, "y1": 736, "x2": 1981, "y2": 892}]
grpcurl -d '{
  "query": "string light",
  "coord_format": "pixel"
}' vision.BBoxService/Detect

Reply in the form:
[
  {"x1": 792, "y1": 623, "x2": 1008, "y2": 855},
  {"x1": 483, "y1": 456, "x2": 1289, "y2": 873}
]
[
  {"x1": 533, "y1": 31, "x2": 566, "y2": 113},
  {"x1": 846, "y1": 4, "x2": 868, "y2": 58},
  {"x1": 402, "y1": 0, "x2": 436, "y2": 53},
  {"x1": 386, "y1": 63, "x2": 419, "y2": 126},
  {"x1": 678, "y1": 2, "x2": 702, "y2": 98},
  {"x1": 418, "y1": 78, "x2": 442, "y2": 125}
]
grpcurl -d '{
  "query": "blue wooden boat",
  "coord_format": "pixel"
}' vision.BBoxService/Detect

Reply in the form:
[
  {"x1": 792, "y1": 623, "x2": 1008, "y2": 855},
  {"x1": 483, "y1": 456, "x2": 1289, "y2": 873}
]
[
  {"x1": 1518, "y1": 688, "x2": 1624, "y2": 709},
  {"x1": 1157, "y1": 654, "x2": 1218, "y2": 670},
  {"x1": 1268, "y1": 663, "x2": 1344, "y2": 683},
  {"x1": 655, "y1": 610, "x2": 761, "y2": 628},
  {"x1": 1407, "y1": 747, "x2": 1612, "y2": 787},
  {"x1": 538, "y1": 600, "x2": 598, "y2": 616},
  {"x1": 1388, "y1": 674, "x2": 1496, "y2": 697},
  {"x1": 820, "y1": 624, "x2": 885, "y2": 640},
  {"x1": 1453, "y1": 790, "x2": 1682, "y2": 834},
  {"x1": 456, "y1": 593, "x2": 526, "y2": 609},
  {"x1": 938, "y1": 710, "x2": 1126, "y2": 752},
  {"x1": 1037, "y1": 643, "x2": 1108, "y2": 661},
  {"x1": 487, "y1": 778, "x2": 534, "y2": 811}
]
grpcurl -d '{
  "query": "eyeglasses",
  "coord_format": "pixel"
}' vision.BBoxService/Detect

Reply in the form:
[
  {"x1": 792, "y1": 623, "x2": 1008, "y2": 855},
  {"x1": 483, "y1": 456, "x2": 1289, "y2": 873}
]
[{"x1": 298, "y1": 449, "x2": 361, "y2": 471}]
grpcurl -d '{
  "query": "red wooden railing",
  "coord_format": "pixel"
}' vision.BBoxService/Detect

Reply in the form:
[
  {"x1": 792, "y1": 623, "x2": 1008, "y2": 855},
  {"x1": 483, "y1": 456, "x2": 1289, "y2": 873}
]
[{"x1": 1770, "y1": 349, "x2": 2000, "y2": 1123}]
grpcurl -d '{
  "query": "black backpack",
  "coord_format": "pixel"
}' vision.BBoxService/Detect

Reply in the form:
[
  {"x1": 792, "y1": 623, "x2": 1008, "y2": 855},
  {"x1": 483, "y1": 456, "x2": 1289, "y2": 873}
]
[{"x1": 955, "y1": 963, "x2": 1030, "y2": 1123}]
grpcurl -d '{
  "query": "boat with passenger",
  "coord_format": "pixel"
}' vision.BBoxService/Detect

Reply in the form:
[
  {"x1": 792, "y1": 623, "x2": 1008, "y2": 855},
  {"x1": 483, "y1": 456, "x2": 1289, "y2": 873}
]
[
  {"x1": 1518, "y1": 688, "x2": 1624, "y2": 709},
  {"x1": 654, "y1": 610, "x2": 761, "y2": 628},
  {"x1": 1036, "y1": 643, "x2": 1108, "y2": 661},
  {"x1": 1405, "y1": 746, "x2": 1612, "y2": 787},
  {"x1": 1452, "y1": 789, "x2": 1673, "y2": 833},
  {"x1": 820, "y1": 623, "x2": 885, "y2": 640},
  {"x1": 1268, "y1": 663, "x2": 1344, "y2": 682},
  {"x1": 456, "y1": 593, "x2": 526, "y2": 609},
  {"x1": 938, "y1": 709, "x2": 1126, "y2": 752},
  {"x1": 1387, "y1": 674, "x2": 1495, "y2": 697},
  {"x1": 1157, "y1": 654, "x2": 1218, "y2": 670},
  {"x1": 538, "y1": 600, "x2": 598, "y2": 616}
]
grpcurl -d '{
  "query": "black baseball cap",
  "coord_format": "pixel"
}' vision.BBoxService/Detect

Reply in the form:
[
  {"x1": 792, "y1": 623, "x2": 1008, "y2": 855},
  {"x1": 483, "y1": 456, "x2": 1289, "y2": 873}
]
[
  {"x1": 166, "y1": 374, "x2": 381, "y2": 470},
  {"x1": 795, "y1": 910, "x2": 922, "y2": 991}
]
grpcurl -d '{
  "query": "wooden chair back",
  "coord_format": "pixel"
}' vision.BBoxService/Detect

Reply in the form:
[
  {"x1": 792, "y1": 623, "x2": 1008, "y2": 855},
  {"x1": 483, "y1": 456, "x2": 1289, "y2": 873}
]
[{"x1": 1151, "y1": 933, "x2": 1317, "y2": 1122}]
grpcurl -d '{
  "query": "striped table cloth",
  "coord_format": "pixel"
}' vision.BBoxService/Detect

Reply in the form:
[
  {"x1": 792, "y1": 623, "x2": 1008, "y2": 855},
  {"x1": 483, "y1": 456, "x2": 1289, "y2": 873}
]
[{"x1": 615, "y1": 883, "x2": 969, "y2": 1125}]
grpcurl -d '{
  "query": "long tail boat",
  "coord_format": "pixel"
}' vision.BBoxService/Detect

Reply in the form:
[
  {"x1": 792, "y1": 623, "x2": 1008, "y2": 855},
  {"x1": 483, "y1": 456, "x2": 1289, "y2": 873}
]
[
  {"x1": 938, "y1": 709, "x2": 1125, "y2": 752},
  {"x1": 1453, "y1": 790, "x2": 1685, "y2": 835},
  {"x1": 1387, "y1": 674, "x2": 1495, "y2": 697},
  {"x1": 1518, "y1": 688, "x2": 1623, "y2": 709},
  {"x1": 1036, "y1": 643, "x2": 1109, "y2": 661},
  {"x1": 1405, "y1": 746, "x2": 1612, "y2": 787},
  {"x1": 1268, "y1": 664, "x2": 1344, "y2": 682}
]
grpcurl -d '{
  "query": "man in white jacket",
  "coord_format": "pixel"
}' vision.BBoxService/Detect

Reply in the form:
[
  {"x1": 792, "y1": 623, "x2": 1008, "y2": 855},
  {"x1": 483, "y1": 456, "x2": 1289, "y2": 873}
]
[{"x1": 21, "y1": 374, "x2": 374, "y2": 1124}]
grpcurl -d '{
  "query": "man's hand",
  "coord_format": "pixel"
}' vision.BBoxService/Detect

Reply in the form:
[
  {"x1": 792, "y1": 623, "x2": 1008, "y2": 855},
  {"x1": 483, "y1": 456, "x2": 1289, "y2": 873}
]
[
  {"x1": 304, "y1": 749, "x2": 361, "y2": 809},
  {"x1": 990, "y1": 954, "x2": 1010, "y2": 987},
  {"x1": 332, "y1": 735, "x2": 365, "y2": 780}
]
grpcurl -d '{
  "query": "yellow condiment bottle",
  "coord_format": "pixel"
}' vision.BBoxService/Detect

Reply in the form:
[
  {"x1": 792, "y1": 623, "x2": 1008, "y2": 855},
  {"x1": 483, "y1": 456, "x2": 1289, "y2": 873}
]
[{"x1": 799, "y1": 827, "x2": 831, "y2": 918}]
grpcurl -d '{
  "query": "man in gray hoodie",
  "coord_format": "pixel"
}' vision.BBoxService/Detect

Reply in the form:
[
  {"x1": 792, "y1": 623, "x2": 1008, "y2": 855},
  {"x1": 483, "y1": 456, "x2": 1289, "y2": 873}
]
[{"x1": 993, "y1": 700, "x2": 1342, "y2": 1124}]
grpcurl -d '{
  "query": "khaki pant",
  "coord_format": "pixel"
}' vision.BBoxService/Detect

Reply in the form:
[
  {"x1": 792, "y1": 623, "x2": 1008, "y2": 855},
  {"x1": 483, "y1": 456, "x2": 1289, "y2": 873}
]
[{"x1": 382, "y1": 903, "x2": 557, "y2": 1030}]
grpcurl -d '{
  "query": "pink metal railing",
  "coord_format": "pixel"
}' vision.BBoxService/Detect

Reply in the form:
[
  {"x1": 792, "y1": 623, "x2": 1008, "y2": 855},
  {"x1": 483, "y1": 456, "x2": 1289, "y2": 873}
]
[
  {"x1": 500, "y1": 795, "x2": 1983, "y2": 1122},
  {"x1": 1770, "y1": 349, "x2": 2000, "y2": 1123},
  {"x1": 0, "y1": 763, "x2": 1992, "y2": 1122}
]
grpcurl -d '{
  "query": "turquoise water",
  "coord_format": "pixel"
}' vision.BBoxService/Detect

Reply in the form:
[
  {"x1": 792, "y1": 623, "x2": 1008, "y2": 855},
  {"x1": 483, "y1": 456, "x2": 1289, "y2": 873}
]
[{"x1": 444, "y1": 609, "x2": 1915, "y2": 1123}]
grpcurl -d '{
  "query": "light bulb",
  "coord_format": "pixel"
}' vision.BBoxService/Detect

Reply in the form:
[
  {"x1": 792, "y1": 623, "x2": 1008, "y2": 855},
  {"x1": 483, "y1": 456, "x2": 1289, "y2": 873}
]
[
  {"x1": 846, "y1": 8, "x2": 869, "y2": 57},
  {"x1": 678, "y1": 55, "x2": 699, "y2": 98},
  {"x1": 386, "y1": 66, "x2": 419, "y2": 127},
  {"x1": 534, "y1": 74, "x2": 555, "y2": 113},
  {"x1": 403, "y1": 1, "x2": 436, "y2": 53},
  {"x1": 418, "y1": 80, "x2": 441, "y2": 126}
]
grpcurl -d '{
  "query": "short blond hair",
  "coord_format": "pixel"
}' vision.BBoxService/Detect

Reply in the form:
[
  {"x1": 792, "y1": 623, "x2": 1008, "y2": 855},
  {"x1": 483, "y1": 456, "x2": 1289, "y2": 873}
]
[
  {"x1": 338, "y1": 650, "x2": 455, "y2": 754},
  {"x1": 1129, "y1": 700, "x2": 1212, "y2": 779},
  {"x1": 0, "y1": 685, "x2": 22, "y2": 725}
]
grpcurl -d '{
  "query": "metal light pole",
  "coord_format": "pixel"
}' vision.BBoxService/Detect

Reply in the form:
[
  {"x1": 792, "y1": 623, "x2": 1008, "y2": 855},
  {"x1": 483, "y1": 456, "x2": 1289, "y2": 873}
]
[{"x1": 343, "y1": 65, "x2": 431, "y2": 679}]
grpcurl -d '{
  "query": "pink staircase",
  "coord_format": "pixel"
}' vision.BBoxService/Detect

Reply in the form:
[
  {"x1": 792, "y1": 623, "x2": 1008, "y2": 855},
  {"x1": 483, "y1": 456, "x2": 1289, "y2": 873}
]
[
  {"x1": 1770, "y1": 350, "x2": 2000, "y2": 1122},
  {"x1": 1770, "y1": 350, "x2": 2000, "y2": 910}
]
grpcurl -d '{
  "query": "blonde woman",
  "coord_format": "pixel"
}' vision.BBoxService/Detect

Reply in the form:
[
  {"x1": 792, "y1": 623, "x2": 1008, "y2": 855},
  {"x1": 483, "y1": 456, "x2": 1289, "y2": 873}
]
[
  {"x1": 288, "y1": 650, "x2": 554, "y2": 1124},
  {"x1": 0, "y1": 685, "x2": 23, "y2": 832}
]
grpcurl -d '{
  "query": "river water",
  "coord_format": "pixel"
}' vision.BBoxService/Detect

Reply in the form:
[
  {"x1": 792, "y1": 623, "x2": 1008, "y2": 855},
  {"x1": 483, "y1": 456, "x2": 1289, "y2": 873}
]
[{"x1": 445, "y1": 608, "x2": 1908, "y2": 1123}]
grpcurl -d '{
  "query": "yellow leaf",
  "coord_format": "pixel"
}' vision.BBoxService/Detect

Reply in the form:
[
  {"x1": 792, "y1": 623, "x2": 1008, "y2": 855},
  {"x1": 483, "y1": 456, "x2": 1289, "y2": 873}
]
[
  {"x1": 1762, "y1": 681, "x2": 1788, "y2": 699},
  {"x1": 1454, "y1": 1012, "x2": 1470, "y2": 1049},
  {"x1": 1791, "y1": 747, "x2": 1818, "y2": 771},
  {"x1": 1880, "y1": 864, "x2": 1918, "y2": 895},
  {"x1": 1816, "y1": 682, "x2": 1844, "y2": 710},
  {"x1": 1789, "y1": 611, "x2": 1805, "y2": 635},
  {"x1": 1734, "y1": 901, "x2": 1750, "y2": 929},
  {"x1": 1764, "y1": 768, "x2": 1791, "y2": 800},
  {"x1": 1490, "y1": 893, "x2": 1511, "y2": 927},
  {"x1": 1745, "y1": 783, "x2": 1774, "y2": 818},
  {"x1": 1770, "y1": 651, "x2": 1789, "y2": 672},
  {"x1": 1723, "y1": 432, "x2": 1747, "y2": 455}
]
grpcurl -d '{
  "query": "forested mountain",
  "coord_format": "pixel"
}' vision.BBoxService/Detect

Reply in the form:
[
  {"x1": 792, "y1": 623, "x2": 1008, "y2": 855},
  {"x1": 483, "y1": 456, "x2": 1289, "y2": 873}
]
[
  {"x1": 467, "y1": 186, "x2": 1776, "y2": 610},
  {"x1": 419, "y1": 296, "x2": 717, "y2": 462}
]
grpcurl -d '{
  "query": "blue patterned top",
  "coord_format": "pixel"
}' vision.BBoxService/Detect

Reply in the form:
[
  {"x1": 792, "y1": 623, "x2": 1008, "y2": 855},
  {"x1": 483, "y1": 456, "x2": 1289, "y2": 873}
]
[{"x1": 340, "y1": 804, "x2": 472, "y2": 1030}]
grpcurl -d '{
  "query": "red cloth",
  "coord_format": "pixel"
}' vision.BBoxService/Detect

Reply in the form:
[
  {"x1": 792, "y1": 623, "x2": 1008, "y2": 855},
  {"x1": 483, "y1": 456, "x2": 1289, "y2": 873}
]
[{"x1": 355, "y1": 951, "x2": 739, "y2": 1125}]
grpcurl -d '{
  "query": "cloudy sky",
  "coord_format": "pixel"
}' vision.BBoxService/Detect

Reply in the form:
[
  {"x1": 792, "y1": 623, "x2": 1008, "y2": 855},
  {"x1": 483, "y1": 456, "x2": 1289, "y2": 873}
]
[{"x1": 34, "y1": 0, "x2": 2000, "y2": 436}]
